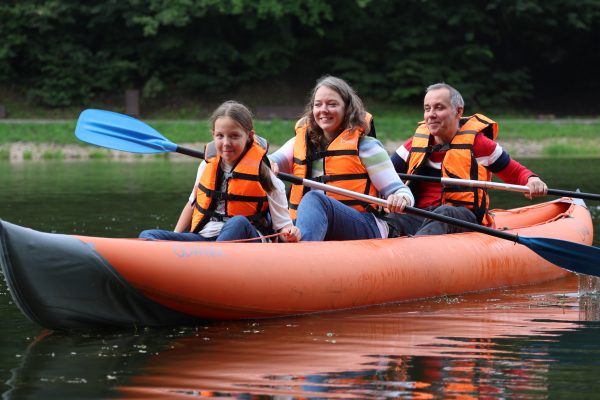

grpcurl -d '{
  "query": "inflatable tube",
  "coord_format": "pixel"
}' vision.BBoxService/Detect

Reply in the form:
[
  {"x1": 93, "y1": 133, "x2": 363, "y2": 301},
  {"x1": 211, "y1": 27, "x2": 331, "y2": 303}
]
[{"x1": 0, "y1": 198, "x2": 593, "y2": 330}]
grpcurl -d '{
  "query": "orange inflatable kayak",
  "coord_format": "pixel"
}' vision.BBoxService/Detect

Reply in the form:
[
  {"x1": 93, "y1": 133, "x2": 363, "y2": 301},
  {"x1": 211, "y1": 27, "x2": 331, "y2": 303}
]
[{"x1": 0, "y1": 198, "x2": 593, "y2": 330}]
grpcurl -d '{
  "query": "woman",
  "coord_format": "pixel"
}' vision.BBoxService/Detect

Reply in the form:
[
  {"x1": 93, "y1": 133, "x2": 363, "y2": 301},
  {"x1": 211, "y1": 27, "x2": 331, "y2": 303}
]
[
  {"x1": 269, "y1": 76, "x2": 414, "y2": 241},
  {"x1": 139, "y1": 100, "x2": 300, "y2": 242}
]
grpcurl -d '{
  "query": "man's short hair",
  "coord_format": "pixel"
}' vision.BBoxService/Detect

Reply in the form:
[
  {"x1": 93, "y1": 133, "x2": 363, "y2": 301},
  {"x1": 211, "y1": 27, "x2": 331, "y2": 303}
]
[{"x1": 426, "y1": 83, "x2": 464, "y2": 110}]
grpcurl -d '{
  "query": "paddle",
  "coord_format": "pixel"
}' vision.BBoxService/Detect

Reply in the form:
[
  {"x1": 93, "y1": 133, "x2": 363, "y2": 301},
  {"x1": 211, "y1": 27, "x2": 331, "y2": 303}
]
[
  {"x1": 398, "y1": 173, "x2": 600, "y2": 201},
  {"x1": 276, "y1": 172, "x2": 600, "y2": 278},
  {"x1": 75, "y1": 109, "x2": 204, "y2": 159},
  {"x1": 74, "y1": 109, "x2": 600, "y2": 278}
]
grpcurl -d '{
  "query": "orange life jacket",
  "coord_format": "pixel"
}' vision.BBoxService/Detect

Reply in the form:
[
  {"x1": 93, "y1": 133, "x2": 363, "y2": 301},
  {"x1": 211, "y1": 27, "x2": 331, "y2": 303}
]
[
  {"x1": 191, "y1": 136, "x2": 270, "y2": 233},
  {"x1": 288, "y1": 113, "x2": 379, "y2": 220},
  {"x1": 407, "y1": 114, "x2": 498, "y2": 226}
]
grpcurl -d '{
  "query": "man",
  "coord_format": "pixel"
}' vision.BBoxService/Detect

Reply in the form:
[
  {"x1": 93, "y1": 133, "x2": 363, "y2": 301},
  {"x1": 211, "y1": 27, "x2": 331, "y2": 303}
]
[{"x1": 389, "y1": 83, "x2": 547, "y2": 236}]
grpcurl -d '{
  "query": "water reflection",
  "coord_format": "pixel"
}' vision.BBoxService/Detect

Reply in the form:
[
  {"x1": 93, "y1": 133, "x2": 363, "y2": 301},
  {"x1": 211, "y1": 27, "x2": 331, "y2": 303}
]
[{"x1": 4, "y1": 276, "x2": 600, "y2": 399}]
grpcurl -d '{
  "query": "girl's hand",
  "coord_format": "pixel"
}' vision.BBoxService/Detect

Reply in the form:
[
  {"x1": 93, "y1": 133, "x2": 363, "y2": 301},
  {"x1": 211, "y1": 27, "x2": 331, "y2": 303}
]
[
  {"x1": 385, "y1": 194, "x2": 411, "y2": 213},
  {"x1": 279, "y1": 224, "x2": 301, "y2": 242}
]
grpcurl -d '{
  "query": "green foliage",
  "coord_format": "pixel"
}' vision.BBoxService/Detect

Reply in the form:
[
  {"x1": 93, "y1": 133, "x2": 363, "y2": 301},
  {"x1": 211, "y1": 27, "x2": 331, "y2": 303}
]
[
  {"x1": 88, "y1": 151, "x2": 108, "y2": 159},
  {"x1": 542, "y1": 143, "x2": 600, "y2": 158},
  {"x1": 500, "y1": 119, "x2": 600, "y2": 140},
  {"x1": 41, "y1": 149, "x2": 64, "y2": 160},
  {"x1": 1, "y1": 0, "x2": 600, "y2": 112},
  {"x1": 0, "y1": 122, "x2": 76, "y2": 144}
]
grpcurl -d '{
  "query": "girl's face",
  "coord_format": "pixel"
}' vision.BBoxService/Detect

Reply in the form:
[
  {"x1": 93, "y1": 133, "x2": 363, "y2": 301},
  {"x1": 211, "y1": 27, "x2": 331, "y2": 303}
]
[
  {"x1": 213, "y1": 116, "x2": 253, "y2": 164},
  {"x1": 313, "y1": 86, "x2": 346, "y2": 138}
]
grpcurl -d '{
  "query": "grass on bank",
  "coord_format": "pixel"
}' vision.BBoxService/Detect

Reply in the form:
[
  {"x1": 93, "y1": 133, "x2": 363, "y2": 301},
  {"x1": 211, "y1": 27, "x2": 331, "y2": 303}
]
[
  {"x1": 543, "y1": 143, "x2": 600, "y2": 158},
  {"x1": 1, "y1": 115, "x2": 600, "y2": 146}
]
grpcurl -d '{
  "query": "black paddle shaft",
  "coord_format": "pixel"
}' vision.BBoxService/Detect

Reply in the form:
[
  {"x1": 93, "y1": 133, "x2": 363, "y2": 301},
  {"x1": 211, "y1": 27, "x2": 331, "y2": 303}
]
[
  {"x1": 277, "y1": 172, "x2": 519, "y2": 243},
  {"x1": 403, "y1": 205, "x2": 519, "y2": 243},
  {"x1": 546, "y1": 188, "x2": 600, "y2": 201},
  {"x1": 176, "y1": 146, "x2": 204, "y2": 159}
]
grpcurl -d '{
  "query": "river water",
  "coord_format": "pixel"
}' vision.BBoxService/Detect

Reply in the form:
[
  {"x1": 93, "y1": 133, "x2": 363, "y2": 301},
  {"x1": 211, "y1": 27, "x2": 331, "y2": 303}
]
[{"x1": 1, "y1": 159, "x2": 599, "y2": 399}]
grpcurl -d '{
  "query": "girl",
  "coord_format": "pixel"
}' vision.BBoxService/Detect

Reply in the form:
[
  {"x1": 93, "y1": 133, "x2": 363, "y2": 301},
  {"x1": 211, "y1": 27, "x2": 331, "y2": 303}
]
[
  {"x1": 269, "y1": 76, "x2": 414, "y2": 241},
  {"x1": 139, "y1": 101, "x2": 300, "y2": 242}
]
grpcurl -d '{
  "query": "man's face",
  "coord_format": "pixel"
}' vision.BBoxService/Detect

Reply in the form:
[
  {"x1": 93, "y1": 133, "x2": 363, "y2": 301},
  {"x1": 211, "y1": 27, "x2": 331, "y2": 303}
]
[{"x1": 423, "y1": 88, "x2": 463, "y2": 143}]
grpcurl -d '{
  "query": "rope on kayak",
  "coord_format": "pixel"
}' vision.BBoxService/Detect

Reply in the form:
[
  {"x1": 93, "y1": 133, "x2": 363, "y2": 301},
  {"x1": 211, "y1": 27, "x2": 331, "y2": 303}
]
[{"x1": 220, "y1": 232, "x2": 287, "y2": 243}]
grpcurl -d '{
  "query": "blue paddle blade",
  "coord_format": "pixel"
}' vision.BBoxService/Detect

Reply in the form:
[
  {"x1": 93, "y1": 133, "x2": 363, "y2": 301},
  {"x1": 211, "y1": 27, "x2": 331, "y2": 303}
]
[
  {"x1": 75, "y1": 109, "x2": 178, "y2": 154},
  {"x1": 518, "y1": 236, "x2": 600, "y2": 277}
]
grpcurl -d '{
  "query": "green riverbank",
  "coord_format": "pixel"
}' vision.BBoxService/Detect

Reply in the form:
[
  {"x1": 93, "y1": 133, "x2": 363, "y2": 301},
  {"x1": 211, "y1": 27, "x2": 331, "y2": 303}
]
[{"x1": 1, "y1": 116, "x2": 600, "y2": 161}]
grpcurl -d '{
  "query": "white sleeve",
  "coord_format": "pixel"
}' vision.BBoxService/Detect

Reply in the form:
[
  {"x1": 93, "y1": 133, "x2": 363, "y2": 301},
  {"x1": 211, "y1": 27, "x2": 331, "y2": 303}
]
[
  {"x1": 395, "y1": 144, "x2": 410, "y2": 161},
  {"x1": 266, "y1": 169, "x2": 293, "y2": 231},
  {"x1": 188, "y1": 161, "x2": 207, "y2": 203},
  {"x1": 268, "y1": 137, "x2": 296, "y2": 174},
  {"x1": 358, "y1": 137, "x2": 415, "y2": 207}
]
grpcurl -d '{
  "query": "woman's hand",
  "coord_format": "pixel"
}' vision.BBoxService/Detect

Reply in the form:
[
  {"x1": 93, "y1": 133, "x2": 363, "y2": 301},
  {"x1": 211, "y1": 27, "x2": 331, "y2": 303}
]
[
  {"x1": 525, "y1": 176, "x2": 548, "y2": 199},
  {"x1": 279, "y1": 224, "x2": 301, "y2": 242},
  {"x1": 386, "y1": 194, "x2": 411, "y2": 213},
  {"x1": 270, "y1": 160, "x2": 280, "y2": 175}
]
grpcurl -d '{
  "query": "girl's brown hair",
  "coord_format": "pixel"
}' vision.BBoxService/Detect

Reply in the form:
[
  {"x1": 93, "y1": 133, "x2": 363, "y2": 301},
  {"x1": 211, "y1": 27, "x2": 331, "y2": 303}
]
[
  {"x1": 210, "y1": 100, "x2": 275, "y2": 192},
  {"x1": 300, "y1": 76, "x2": 370, "y2": 150},
  {"x1": 210, "y1": 100, "x2": 254, "y2": 132}
]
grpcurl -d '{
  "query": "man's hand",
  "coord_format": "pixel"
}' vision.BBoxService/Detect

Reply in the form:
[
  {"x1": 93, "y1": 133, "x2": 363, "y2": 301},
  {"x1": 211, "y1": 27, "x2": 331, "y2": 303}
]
[{"x1": 525, "y1": 176, "x2": 548, "y2": 199}]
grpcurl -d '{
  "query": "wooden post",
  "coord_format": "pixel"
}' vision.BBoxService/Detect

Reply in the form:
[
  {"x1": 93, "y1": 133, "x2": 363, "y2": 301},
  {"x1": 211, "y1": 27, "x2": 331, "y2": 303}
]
[
  {"x1": 125, "y1": 90, "x2": 140, "y2": 117},
  {"x1": 0, "y1": 104, "x2": 6, "y2": 119}
]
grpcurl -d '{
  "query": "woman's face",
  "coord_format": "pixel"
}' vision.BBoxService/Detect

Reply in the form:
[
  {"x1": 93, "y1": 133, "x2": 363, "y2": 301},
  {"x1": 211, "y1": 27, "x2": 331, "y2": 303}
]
[
  {"x1": 313, "y1": 86, "x2": 346, "y2": 138},
  {"x1": 213, "y1": 116, "x2": 253, "y2": 164}
]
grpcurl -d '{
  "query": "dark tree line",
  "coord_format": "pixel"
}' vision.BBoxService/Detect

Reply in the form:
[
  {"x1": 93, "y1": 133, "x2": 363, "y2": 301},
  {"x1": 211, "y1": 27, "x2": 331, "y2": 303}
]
[{"x1": 1, "y1": 0, "x2": 599, "y2": 113}]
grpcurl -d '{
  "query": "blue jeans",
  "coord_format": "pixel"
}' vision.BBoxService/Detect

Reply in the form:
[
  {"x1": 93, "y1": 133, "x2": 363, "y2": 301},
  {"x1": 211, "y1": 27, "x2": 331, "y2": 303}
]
[
  {"x1": 138, "y1": 216, "x2": 262, "y2": 242},
  {"x1": 296, "y1": 191, "x2": 381, "y2": 241}
]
